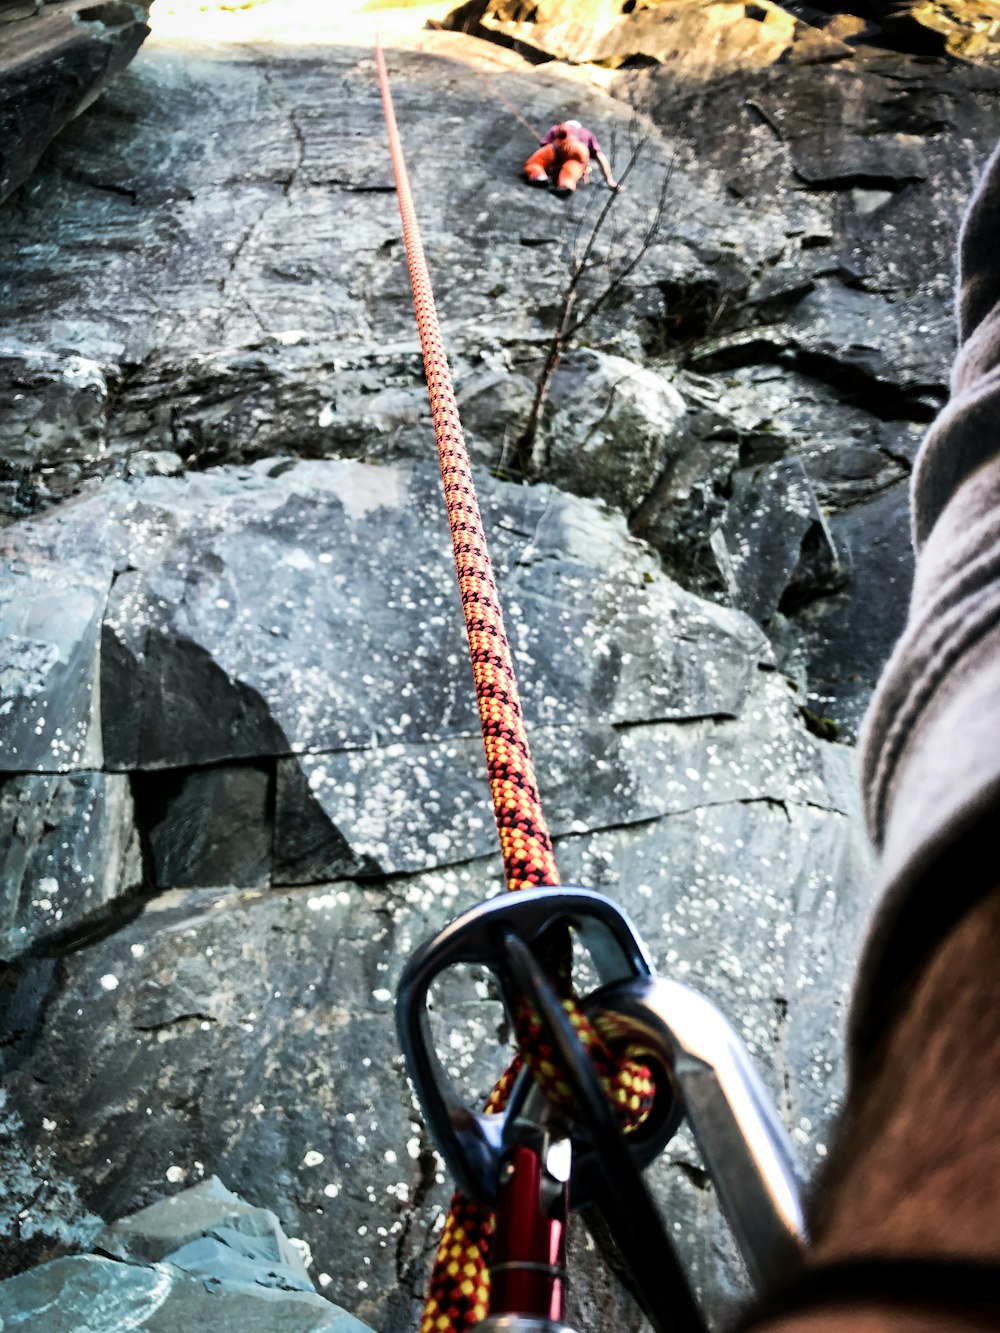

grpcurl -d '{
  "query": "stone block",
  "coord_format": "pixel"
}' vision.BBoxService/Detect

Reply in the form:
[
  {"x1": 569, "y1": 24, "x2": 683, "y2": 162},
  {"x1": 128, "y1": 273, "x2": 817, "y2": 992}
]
[
  {"x1": 0, "y1": 557, "x2": 108, "y2": 773},
  {"x1": 0, "y1": 0, "x2": 151, "y2": 205},
  {"x1": 0, "y1": 769, "x2": 140, "y2": 956}
]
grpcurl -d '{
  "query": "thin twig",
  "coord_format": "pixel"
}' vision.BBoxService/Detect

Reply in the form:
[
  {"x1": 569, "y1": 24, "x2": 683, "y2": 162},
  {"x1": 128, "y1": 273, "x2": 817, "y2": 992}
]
[
  {"x1": 563, "y1": 154, "x2": 675, "y2": 340},
  {"x1": 514, "y1": 126, "x2": 678, "y2": 476}
]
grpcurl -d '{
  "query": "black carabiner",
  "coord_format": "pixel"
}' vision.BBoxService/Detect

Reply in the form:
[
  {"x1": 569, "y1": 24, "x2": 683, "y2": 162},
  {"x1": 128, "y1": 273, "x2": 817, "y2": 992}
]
[
  {"x1": 395, "y1": 887, "x2": 681, "y2": 1209},
  {"x1": 397, "y1": 886, "x2": 807, "y2": 1333},
  {"x1": 499, "y1": 931, "x2": 706, "y2": 1333}
]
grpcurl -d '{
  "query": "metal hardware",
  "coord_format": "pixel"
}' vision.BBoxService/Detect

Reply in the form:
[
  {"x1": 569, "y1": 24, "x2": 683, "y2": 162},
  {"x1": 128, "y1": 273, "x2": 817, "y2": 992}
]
[
  {"x1": 396, "y1": 887, "x2": 679, "y2": 1208},
  {"x1": 473, "y1": 1319, "x2": 578, "y2": 1332},
  {"x1": 582, "y1": 974, "x2": 807, "y2": 1289},
  {"x1": 488, "y1": 1125, "x2": 570, "y2": 1322},
  {"x1": 499, "y1": 932, "x2": 704, "y2": 1333},
  {"x1": 396, "y1": 886, "x2": 808, "y2": 1328}
]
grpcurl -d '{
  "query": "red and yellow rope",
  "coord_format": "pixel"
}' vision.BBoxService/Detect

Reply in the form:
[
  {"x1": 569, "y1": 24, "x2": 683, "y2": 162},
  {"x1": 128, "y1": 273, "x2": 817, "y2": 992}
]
[
  {"x1": 376, "y1": 46, "x2": 654, "y2": 1331},
  {"x1": 377, "y1": 44, "x2": 557, "y2": 896}
]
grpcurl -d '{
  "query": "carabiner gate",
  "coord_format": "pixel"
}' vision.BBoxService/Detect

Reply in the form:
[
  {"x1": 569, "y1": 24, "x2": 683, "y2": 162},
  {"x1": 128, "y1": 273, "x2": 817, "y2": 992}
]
[{"x1": 397, "y1": 887, "x2": 808, "y2": 1332}]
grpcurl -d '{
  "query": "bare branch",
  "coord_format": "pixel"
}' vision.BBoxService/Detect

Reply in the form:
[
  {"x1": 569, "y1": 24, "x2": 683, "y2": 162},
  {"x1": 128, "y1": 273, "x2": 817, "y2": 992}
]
[
  {"x1": 562, "y1": 151, "x2": 675, "y2": 340},
  {"x1": 513, "y1": 123, "x2": 683, "y2": 478}
]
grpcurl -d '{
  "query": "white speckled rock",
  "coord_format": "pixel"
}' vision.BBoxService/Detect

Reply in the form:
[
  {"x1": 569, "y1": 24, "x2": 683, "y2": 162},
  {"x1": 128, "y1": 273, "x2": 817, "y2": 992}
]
[
  {"x1": 0, "y1": 771, "x2": 141, "y2": 954},
  {"x1": 0, "y1": 763, "x2": 873, "y2": 1330},
  {"x1": 0, "y1": 557, "x2": 109, "y2": 772},
  {"x1": 0, "y1": 2, "x2": 994, "y2": 1328},
  {"x1": 3, "y1": 456, "x2": 768, "y2": 777}
]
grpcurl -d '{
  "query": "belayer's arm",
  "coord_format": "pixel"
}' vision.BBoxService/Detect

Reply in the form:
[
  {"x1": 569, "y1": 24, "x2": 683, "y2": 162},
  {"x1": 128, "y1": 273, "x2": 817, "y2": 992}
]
[{"x1": 742, "y1": 139, "x2": 1000, "y2": 1332}]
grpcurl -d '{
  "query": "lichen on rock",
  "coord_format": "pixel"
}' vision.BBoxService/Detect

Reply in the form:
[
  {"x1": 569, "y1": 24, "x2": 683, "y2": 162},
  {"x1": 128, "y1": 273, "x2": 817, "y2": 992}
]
[{"x1": 0, "y1": 0, "x2": 996, "y2": 1327}]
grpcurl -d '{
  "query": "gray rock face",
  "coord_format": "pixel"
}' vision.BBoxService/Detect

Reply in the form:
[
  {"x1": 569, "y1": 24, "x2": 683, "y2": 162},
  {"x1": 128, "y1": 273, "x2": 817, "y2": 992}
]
[
  {"x1": 0, "y1": 1087, "x2": 104, "y2": 1275},
  {"x1": 0, "y1": 346, "x2": 116, "y2": 516},
  {"x1": 8, "y1": 459, "x2": 769, "y2": 772},
  {"x1": 539, "y1": 348, "x2": 689, "y2": 513},
  {"x1": 0, "y1": 555, "x2": 108, "y2": 772},
  {"x1": 0, "y1": 770, "x2": 141, "y2": 954},
  {"x1": 710, "y1": 456, "x2": 845, "y2": 625},
  {"x1": 138, "y1": 763, "x2": 273, "y2": 890},
  {"x1": 0, "y1": 762, "x2": 873, "y2": 1329},
  {"x1": 793, "y1": 480, "x2": 915, "y2": 737},
  {"x1": 0, "y1": 456, "x2": 769, "y2": 902},
  {"x1": 0, "y1": 1177, "x2": 374, "y2": 1330},
  {"x1": 0, "y1": 0, "x2": 151, "y2": 206},
  {"x1": 1, "y1": 5, "x2": 992, "y2": 746},
  {"x1": 0, "y1": 432, "x2": 872, "y2": 1332},
  {"x1": 0, "y1": 1, "x2": 992, "y2": 1329}
]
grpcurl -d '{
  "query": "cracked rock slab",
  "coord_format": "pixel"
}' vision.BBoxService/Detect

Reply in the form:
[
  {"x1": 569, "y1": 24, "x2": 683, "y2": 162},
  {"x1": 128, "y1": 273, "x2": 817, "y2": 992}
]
[
  {"x1": 0, "y1": 769, "x2": 141, "y2": 957},
  {"x1": 0, "y1": 0, "x2": 151, "y2": 205},
  {"x1": 5, "y1": 457, "x2": 769, "y2": 774},
  {"x1": 275, "y1": 669, "x2": 859, "y2": 880}
]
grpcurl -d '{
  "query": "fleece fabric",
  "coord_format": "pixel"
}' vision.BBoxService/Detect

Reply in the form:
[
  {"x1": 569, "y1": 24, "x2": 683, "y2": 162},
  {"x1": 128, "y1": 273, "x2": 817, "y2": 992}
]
[{"x1": 853, "y1": 137, "x2": 1000, "y2": 1063}]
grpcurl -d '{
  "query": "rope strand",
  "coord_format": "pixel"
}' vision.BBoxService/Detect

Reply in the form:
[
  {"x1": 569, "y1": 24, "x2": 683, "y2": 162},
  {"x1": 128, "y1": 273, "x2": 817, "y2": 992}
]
[
  {"x1": 376, "y1": 43, "x2": 559, "y2": 895},
  {"x1": 376, "y1": 47, "x2": 655, "y2": 1331}
]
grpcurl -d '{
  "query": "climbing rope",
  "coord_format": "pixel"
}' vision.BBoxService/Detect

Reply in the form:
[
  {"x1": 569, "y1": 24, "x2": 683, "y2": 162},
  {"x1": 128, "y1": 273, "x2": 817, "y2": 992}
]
[
  {"x1": 376, "y1": 45, "x2": 557, "y2": 894},
  {"x1": 376, "y1": 45, "x2": 655, "y2": 1331},
  {"x1": 485, "y1": 78, "x2": 543, "y2": 142}
]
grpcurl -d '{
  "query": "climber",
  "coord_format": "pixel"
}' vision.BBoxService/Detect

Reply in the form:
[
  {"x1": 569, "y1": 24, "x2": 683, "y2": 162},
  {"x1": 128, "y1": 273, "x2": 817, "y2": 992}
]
[{"x1": 523, "y1": 120, "x2": 620, "y2": 197}]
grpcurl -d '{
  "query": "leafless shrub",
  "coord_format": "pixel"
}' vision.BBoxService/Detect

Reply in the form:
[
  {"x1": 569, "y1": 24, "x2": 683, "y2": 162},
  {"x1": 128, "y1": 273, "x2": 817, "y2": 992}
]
[{"x1": 513, "y1": 122, "x2": 678, "y2": 477}]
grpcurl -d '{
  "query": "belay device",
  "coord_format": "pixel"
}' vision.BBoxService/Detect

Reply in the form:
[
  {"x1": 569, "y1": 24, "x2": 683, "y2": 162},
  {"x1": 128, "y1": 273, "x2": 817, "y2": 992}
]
[
  {"x1": 398, "y1": 891, "x2": 806, "y2": 1331},
  {"x1": 376, "y1": 44, "x2": 807, "y2": 1333}
]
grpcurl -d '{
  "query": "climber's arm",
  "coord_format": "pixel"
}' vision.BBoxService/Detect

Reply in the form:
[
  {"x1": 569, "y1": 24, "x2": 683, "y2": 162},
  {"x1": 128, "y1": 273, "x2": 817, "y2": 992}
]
[{"x1": 593, "y1": 149, "x2": 619, "y2": 190}]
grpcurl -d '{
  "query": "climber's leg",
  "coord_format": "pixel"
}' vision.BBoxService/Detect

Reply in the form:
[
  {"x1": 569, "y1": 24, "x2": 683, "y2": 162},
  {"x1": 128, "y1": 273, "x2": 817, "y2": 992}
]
[
  {"x1": 524, "y1": 144, "x2": 556, "y2": 185},
  {"x1": 555, "y1": 140, "x2": 589, "y2": 194}
]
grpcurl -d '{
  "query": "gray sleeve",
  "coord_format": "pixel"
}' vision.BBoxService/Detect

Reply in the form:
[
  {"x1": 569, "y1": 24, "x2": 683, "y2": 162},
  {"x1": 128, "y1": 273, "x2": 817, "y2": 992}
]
[{"x1": 850, "y1": 139, "x2": 1000, "y2": 1064}]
